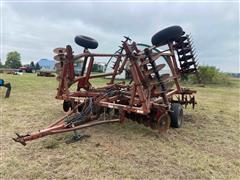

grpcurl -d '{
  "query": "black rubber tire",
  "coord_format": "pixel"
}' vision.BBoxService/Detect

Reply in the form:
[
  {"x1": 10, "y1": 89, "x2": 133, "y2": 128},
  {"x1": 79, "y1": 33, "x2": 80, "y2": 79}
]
[
  {"x1": 74, "y1": 35, "x2": 98, "y2": 49},
  {"x1": 151, "y1": 26, "x2": 184, "y2": 46},
  {"x1": 170, "y1": 103, "x2": 183, "y2": 128}
]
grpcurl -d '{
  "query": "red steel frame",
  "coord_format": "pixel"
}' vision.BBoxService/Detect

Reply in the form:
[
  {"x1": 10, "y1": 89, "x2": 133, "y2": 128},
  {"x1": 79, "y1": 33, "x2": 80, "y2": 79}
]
[{"x1": 13, "y1": 39, "x2": 196, "y2": 145}]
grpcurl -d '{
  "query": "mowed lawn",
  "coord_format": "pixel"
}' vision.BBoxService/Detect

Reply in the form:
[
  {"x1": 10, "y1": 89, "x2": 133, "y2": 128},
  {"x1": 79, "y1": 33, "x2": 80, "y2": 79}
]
[{"x1": 0, "y1": 73, "x2": 239, "y2": 179}]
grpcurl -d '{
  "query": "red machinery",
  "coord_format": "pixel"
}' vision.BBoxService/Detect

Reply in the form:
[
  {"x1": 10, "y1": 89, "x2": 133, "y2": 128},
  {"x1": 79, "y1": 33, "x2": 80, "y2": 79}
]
[{"x1": 13, "y1": 26, "x2": 198, "y2": 145}]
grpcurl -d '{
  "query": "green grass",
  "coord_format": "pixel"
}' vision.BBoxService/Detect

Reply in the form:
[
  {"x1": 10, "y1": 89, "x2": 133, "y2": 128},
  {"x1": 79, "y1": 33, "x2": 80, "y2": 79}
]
[{"x1": 0, "y1": 73, "x2": 239, "y2": 179}]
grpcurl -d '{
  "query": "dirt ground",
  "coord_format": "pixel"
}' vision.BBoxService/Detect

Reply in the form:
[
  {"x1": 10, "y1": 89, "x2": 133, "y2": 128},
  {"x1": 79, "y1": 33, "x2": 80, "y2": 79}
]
[{"x1": 0, "y1": 73, "x2": 239, "y2": 179}]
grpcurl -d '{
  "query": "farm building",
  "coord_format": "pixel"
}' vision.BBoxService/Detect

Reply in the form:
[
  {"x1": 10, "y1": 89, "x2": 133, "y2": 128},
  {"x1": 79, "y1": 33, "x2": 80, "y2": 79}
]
[
  {"x1": 92, "y1": 62, "x2": 106, "y2": 72},
  {"x1": 37, "y1": 59, "x2": 55, "y2": 71},
  {"x1": 73, "y1": 58, "x2": 106, "y2": 75}
]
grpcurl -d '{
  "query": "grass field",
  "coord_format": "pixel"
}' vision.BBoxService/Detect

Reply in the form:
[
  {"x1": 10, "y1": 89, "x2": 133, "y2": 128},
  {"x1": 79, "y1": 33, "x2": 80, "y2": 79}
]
[{"x1": 0, "y1": 73, "x2": 239, "y2": 179}]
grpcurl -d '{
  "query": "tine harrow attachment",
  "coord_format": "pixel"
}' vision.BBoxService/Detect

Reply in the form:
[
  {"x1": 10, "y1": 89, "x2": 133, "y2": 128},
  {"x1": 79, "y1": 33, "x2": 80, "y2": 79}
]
[
  {"x1": 13, "y1": 25, "x2": 199, "y2": 146},
  {"x1": 174, "y1": 34, "x2": 201, "y2": 82}
]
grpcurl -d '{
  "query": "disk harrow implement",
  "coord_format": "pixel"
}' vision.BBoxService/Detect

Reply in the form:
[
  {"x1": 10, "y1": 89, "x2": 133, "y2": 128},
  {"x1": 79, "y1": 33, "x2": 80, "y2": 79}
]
[{"x1": 13, "y1": 25, "x2": 199, "y2": 145}]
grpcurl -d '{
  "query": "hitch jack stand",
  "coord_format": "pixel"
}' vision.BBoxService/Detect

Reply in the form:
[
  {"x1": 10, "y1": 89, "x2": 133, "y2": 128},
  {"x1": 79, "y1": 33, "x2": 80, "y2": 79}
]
[{"x1": 66, "y1": 129, "x2": 90, "y2": 144}]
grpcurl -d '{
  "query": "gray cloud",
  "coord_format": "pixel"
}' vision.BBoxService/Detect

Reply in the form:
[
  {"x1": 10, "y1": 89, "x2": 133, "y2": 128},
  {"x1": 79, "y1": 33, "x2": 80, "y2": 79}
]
[{"x1": 1, "y1": 1, "x2": 239, "y2": 72}]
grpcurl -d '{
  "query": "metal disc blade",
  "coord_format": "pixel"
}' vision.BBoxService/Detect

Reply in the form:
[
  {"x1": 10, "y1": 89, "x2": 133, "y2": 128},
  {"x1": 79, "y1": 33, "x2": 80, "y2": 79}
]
[
  {"x1": 145, "y1": 64, "x2": 165, "y2": 76},
  {"x1": 54, "y1": 54, "x2": 66, "y2": 61},
  {"x1": 150, "y1": 75, "x2": 172, "y2": 86},
  {"x1": 53, "y1": 47, "x2": 66, "y2": 54}
]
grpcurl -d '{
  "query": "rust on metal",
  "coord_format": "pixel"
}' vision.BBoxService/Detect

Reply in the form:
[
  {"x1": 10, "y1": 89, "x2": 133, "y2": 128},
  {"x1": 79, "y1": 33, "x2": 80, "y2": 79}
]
[{"x1": 13, "y1": 26, "x2": 199, "y2": 145}]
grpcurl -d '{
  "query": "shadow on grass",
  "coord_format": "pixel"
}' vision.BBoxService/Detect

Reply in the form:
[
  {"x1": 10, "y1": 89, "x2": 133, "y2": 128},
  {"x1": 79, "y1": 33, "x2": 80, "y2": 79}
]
[{"x1": 40, "y1": 113, "x2": 199, "y2": 148}]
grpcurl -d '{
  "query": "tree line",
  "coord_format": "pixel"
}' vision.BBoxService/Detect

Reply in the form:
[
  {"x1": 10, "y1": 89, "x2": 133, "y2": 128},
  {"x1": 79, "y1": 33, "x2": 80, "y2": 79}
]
[
  {"x1": 0, "y1": 51, "x2": 41, "y2": 70},
  {"x1": 186, "y1": 66, "x2": 232, "y2": 85}
]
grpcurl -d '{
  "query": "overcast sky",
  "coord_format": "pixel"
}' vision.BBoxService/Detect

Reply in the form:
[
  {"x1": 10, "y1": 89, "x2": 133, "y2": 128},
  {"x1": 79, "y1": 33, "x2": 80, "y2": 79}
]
[{"x1": 1, "y1": 1, "x2": 239, "y2": 72}]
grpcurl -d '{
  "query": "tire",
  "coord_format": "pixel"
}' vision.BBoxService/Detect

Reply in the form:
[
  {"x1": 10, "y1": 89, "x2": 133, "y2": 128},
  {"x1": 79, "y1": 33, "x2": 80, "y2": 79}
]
[
  {"x1": 170, "y1": 103, "x2": 183, "y2": 128},
  {"x1": 151, "y1": 26, "x2": 184, "y2": 46},
  {"x1": 74, "y1": 35, "x2": 98, "y2": 49}
]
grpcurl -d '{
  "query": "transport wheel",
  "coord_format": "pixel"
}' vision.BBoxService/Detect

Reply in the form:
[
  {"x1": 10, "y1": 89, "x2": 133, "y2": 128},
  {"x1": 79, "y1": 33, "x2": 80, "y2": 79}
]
[
  {"x1": 157, "y1": 113, "x2": 171, "y2": 133},
  {"x1": 170, "y1": 103, "x2": 183, "y2": 128},
  {"x1": 151, "y1": 25, "x2": 184, "y2": 46},
  {"x1": 74, "y1": 35, "x2": 98, "y2": 49}
]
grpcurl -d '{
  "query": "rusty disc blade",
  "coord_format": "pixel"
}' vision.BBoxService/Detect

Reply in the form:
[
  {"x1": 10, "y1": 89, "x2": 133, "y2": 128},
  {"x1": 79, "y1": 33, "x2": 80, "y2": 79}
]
[
  {"x1": 54, "y1": 54, "x2": 66, "y2": 61},
  {"x1": 150, "y1": 74, "x2": 171, "y2": 86},
  {"x1": 145, "y1": 64, "x2": 166, "y2": 76},
  {"x1": 157, "y1": 113, "x2": 170, "y2": 133},
  {"x1": 53, "y1": 47, "x2": 66, "y2": 54}
]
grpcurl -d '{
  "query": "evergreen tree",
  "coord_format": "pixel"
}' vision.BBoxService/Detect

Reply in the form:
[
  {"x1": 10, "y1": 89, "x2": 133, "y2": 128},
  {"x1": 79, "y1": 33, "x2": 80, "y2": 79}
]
[
  {"x1": 30, "y1": 61, "x2": 35, "y2": 72},
  {"x1": 35, "y1": 62, "x2": 41, "y2": 70}
]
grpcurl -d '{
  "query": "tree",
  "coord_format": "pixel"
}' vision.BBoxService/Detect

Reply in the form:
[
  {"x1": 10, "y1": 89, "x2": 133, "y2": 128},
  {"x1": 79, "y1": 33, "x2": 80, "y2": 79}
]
[
  {"x1": 5, "y1": 51, "x2": 22, "y2": 68},
  {"x1": 35, "y1": 62, "x2": 41, "y2": 70},
  {"x1": 0, "y1": 61, "x2": 3, "y2": 68},
  {"x1": 189, "y1": 65, "x2": 230, "y2": 85},
  {"x1": 30, "y1": 61, "x2": 35, "y2": 72}
]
